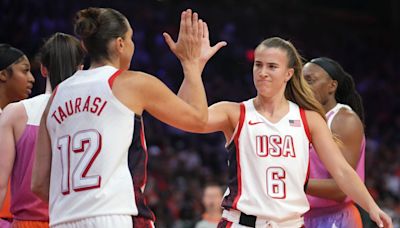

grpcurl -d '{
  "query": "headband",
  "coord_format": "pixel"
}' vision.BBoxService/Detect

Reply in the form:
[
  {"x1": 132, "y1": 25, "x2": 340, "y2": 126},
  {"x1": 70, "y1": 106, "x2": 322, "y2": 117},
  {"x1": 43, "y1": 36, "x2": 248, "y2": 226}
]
[{"x1": 0, "y1": 44, "x2": 25, "y2": 71}]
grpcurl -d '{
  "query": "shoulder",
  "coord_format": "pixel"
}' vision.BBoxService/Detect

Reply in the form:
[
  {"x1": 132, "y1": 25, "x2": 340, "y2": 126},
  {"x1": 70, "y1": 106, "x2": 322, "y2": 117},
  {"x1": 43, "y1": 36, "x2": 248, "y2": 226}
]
[
  {"x1": 331, "y1": 108, "x2": 364, "y2": 136},
  {"x1": 0, "y1": 102, "x2": 26, "y2": 126},
  {"x1": 115, "y1": 70, "x2": 163, "y2": 91}
]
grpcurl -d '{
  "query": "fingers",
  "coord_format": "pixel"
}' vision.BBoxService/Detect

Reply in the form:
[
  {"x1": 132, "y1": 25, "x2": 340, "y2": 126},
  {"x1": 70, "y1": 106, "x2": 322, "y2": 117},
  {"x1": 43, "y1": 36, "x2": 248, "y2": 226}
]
[
  {"x1": 178, "y1": 11, "x2": 186, "y2": 37},
  {"x1": 198, "y1": 19, "x2": 204, "y2": 39},
  {"x1": 203, "y1": 22, "x2": 209, "y2": 39},
  {"x1": 184, "y1": 9, "x2": 192, "y2": 34},
  {"x1": 192, "y1": 12, "x2": 199, "y2": 38},
  {"x1": 163, "y1": 32, "x2": 175, "y2": 50}
]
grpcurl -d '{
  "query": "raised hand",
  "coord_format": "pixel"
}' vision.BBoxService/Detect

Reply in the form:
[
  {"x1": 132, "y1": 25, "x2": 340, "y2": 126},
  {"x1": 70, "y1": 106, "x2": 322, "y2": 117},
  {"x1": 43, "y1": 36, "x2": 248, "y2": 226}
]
[
  {"x1": 163, "y1": 9, "x2": 202, "y2": 64},
  {"x1": 163, "y1": 9, "x2": 227, "y2": 71},
  {"x1": 198, "y1": 21, "x2": 227, "y2": 69}
]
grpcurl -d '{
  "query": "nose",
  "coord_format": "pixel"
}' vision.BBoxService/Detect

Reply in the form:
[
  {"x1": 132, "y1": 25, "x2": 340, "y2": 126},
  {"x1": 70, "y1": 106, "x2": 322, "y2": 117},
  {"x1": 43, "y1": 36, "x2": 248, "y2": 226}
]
[
  {"x1": 259, "y1": 67, "x2": 269, "y2": 78},
  {"x1": 28, "y1": 72, "x2": 35, "y2": 83}
]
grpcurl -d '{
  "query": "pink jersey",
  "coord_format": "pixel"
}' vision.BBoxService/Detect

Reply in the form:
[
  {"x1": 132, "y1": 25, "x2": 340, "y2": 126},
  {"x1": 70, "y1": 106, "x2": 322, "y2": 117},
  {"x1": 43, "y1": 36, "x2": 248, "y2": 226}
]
[
  {"x1": 10, "y1": 94, "x2": 49, "y2": 221},
  {"x1": 307, "y1": 103, "x2": 365, "y2": 208}
]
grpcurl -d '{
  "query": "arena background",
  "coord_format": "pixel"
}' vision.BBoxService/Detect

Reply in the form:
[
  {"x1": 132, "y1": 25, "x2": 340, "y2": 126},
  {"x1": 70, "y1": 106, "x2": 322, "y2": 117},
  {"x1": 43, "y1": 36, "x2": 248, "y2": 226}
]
[{"x1": 1, "y1": 0, "x2": 399, "y2": 227}]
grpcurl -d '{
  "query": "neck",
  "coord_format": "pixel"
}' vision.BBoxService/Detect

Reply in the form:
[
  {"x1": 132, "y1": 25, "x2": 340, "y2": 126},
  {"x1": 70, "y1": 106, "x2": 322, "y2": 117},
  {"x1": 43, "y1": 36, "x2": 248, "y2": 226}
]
[
  {"x1": 45, "y1": 77, "x2": 52, "y2": 94},
  {"x1": 90, "y1": 59, "x2": 120, "y2": 70},
  {"x1": 323, "y1": 98, "x2": 337, "y2": 114},
  {"x1": 254, "y1": 92, "x2": 288, "y2": 115},
  {"x1": 0, "y1": 88, "x2": 10, "y2": 109}
]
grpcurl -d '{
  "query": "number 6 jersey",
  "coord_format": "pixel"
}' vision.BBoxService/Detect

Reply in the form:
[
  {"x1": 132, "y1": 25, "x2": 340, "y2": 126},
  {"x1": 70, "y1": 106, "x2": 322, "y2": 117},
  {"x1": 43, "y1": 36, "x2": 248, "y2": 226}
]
[
  {"x1": 47, "y1": 66, "x2": 154, "y2": 226},
  {"x1": 222, "y1": 99, "x2": 311, "y2": 223}
]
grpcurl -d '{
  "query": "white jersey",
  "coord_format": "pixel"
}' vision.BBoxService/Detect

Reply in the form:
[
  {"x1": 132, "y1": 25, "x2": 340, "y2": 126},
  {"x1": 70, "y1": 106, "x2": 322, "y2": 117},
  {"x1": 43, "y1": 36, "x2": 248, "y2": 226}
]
[
  {"x1": 23, "y1": 94, "x2": 51, "y2": 125},
  {"x1": 326, "y1": 103, "x2": 351, "y2": 129},
  {"x1": 222, "y1": 99, "x2": 311, "y2": 223},
  {"x1": 47, "y1": 66, "x2": 154, "y2": 226}
]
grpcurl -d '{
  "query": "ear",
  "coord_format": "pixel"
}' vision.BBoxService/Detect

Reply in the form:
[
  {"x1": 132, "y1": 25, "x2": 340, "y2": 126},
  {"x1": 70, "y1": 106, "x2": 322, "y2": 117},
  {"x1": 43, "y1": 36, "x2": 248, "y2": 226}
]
[
  {"x1": 78, "y1": 64, "x2": 84, "y2": 70},
  {"x1": 0, "y1": 70, "x2": 7, "y2": 82},
  {"x1": 285, "y1": 68, "x2": 294, "y2": 82},
  {"x1": 40, "y1": 64, "x2": 48, "y2": 78},
  {"x1": 115, "y1": 37, "x2": 125, "y2": 54},
  {"x1": 328, "y1": 80, "x2": 338, "y2": 94}
]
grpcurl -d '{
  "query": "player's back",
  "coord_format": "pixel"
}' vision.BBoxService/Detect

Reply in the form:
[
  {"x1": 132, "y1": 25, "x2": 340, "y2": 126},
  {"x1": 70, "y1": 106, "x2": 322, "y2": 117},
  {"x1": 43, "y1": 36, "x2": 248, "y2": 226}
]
[{"x1": 47, "y1": 66, "x2": 142, "y2": 226}]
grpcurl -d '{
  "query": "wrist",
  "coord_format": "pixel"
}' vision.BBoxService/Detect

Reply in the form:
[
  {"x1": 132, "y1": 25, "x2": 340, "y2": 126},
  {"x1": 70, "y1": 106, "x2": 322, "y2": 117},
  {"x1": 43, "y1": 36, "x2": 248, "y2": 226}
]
[{"x1": 181, "y1": 61, "x2": 203, "y2": 78}]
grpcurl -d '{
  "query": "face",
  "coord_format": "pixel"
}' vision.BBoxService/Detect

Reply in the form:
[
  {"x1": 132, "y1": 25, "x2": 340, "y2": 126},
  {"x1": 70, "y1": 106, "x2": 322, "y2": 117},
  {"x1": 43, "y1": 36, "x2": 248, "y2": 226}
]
[
  {"x1": 202, "y1": 186, "x2": 223, "y2": 212},
  {"x1": 253, "y1": 46, "x2": 293, "y2": 98},
  {"x1": 303, "y1": 62, "x2": 335, "y2": 105},
  {"x1": 120, "y1": 21, "x2": 135, "y2": 70},
  {"x1": 2, "y1": 56, "x2": 35, "y2": 102}
]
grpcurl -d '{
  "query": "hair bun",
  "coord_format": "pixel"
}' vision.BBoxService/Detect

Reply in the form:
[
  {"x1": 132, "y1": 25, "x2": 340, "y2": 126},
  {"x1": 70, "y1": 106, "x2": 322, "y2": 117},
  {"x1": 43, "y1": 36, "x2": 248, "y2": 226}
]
[{"x1": 74, "y1": 8, "x2": 102, "y2": 39}]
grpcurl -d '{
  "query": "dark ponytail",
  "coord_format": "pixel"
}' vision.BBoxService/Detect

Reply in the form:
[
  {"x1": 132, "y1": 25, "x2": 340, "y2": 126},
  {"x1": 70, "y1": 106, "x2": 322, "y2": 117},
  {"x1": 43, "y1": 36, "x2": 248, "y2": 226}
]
[
  {"x1": 74, "y1": 7, "x2": 128, "y2": 62},
  {"x1": 39, "y1": 32, "x2": 85, "y2": 89},
  {"x1": 310, "y1": 57, "x2": 365, "y2": 123}
]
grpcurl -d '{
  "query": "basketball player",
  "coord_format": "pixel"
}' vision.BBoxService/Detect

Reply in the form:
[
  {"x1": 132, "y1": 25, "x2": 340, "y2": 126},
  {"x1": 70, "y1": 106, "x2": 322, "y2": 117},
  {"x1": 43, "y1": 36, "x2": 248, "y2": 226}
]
[
  {"x1": 0, "y1": 33, "x2": 84, "y2": 228},
  {"x1": 31, "y1": 8, "x2": 226, "y2": 228},
  {"x1": 303, "y1": 57, "x2": 366, "y2": 228},
  {"x1": 192, "y1": 37, "x2": 392, "y2": 228},
  {"x1": 0, "y1": 44, "x2": 35, "y2": 228}
]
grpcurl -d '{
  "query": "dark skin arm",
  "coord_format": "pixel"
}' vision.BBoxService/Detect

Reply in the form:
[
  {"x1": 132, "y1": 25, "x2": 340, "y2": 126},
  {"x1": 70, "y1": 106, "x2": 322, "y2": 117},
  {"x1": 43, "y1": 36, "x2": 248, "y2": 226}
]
[{"x1": 306, "y1": 108, "x2": 364, "y2": 202}]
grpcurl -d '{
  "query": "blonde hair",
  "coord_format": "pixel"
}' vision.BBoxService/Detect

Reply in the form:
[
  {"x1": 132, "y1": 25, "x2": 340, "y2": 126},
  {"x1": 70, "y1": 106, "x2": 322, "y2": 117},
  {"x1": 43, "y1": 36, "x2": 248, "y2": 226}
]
[{"x1": 256, "y1": 37, "x2": 326, "y2": 121}]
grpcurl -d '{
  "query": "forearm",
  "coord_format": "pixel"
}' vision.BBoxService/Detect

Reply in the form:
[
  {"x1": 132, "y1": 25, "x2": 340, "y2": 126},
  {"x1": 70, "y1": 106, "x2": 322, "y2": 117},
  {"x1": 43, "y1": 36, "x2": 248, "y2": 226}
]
[
  {"x1": 306, "y1": 179, "x2": 346, "y2": 202},
  {"x1": 178, "y1": 62, "x2": 208, "y2": 124},
  {"x1": 332, "y1": 165, "x2": 378, "y2": 213}
]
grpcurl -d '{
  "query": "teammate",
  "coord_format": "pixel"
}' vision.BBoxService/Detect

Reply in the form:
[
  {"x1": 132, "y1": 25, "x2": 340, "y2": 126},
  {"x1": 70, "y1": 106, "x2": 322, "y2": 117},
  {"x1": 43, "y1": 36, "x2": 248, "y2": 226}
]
[
  {"x1": 303, "y1": 57, "x2": 366, "y2": 228},
  {"x1": 0, "y1": 33, "x2": 84, "y2": 228},
  {"x1": 31, "y1": 8, "x2": 226, "y2": 228},
  {"x1": 192, "y1": 37, "x2": 392, "y2": 228},
  {"x1": 0, "y1": 44, "x2": 35, "y2": 227}
]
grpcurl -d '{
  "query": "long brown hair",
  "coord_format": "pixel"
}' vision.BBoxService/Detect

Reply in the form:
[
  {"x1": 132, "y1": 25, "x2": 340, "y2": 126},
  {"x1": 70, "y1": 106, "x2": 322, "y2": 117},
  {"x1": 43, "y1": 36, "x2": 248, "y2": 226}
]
[{"x1": 256, "y1": 37, "x2": 326, "y2": 121}]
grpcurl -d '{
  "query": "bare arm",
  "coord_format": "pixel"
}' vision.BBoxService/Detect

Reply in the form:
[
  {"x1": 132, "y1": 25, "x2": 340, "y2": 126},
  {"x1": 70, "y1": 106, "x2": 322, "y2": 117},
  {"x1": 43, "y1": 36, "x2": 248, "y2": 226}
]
[
  {"x1": 31, "y1": 100, "x2": 52, "y2": 202},
  {"x1": 306, "y1": 109, "x2": 364, "y2": 202},
  {"x1": 0, "y1": 104, "x2": 21, "y2": 207},
  {"x1": 114, "y1": 10, "x2": 226, "y2": 133},
  {"x1": 307, "y1": 110, "x2": 392, "y2": 228}
]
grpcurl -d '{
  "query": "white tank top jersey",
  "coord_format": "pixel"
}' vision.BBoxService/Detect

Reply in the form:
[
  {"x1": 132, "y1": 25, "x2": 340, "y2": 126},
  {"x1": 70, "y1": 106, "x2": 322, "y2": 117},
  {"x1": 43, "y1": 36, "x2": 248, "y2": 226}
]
[
  {"x1": 326, "y1": 103, "x2": 351, "y2": 129},
  {"x1": 23, "y1": 94, "x2": 51, "y2": 125},
  {"x1": 222, "y1": 99, "x2": 311, "y2": 223},
  {"x1": 47, "y1": 66, "x2": 154, "y2": 226}
]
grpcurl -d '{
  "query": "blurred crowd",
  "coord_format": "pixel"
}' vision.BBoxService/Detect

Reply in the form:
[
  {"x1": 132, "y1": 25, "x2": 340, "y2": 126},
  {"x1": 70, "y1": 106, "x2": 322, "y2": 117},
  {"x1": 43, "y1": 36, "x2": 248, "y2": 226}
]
[{"x1": 1, "y1": 0, "x2": 399, "y2": 227}]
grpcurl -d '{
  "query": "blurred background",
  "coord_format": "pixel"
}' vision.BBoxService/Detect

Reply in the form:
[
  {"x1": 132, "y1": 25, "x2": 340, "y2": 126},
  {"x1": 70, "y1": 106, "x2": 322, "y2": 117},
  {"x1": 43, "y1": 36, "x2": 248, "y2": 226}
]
[{"x1": 1, "y1": 0, "x2": 399, "y2": 227}]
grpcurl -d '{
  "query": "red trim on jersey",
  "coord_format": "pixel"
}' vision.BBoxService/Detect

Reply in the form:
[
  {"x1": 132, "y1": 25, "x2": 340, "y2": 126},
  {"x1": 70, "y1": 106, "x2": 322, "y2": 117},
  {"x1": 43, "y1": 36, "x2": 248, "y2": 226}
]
[
  {"x1": 232, "y1": 103, "x2": 245, "y2": 209},
  {"x1": 140, "y1": 119, "x2": 148, "y2": 188},
  {"x1": 304, "y1": 154, "x2": 311, "y2": 190},
  {"x1": 299, "y1": 108, "x2": 311, "y2": 142},
  {"x1": 52, "y1": 85, "x2": 59, "y2": 97},
  {"x1": 108, "y1": 69, "x2": 123, "y2": 88},
  {"x1": 139, "y1": 119, "x2": 156, "y2": 221}
]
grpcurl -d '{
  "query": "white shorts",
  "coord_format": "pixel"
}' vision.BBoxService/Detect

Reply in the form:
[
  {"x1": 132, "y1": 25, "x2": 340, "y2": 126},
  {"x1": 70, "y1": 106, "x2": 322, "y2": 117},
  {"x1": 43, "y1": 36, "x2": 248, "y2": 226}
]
[{"x1": 51, "y1": 215, "x2": 132, "y2": 228}]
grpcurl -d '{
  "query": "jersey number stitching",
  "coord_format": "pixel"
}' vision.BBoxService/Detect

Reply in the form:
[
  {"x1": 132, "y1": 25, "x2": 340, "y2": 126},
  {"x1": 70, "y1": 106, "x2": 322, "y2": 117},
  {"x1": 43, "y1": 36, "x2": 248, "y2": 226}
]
[{"x1": 58, "y1": 129, "x2": 102, "y2": 194}]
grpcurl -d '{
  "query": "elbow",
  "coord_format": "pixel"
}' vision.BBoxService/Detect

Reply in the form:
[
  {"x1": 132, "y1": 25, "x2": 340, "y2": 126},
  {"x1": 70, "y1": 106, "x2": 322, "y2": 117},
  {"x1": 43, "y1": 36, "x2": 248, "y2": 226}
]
[{"x1": 190, "y1": 112, "x2": 208, "y2": 131}]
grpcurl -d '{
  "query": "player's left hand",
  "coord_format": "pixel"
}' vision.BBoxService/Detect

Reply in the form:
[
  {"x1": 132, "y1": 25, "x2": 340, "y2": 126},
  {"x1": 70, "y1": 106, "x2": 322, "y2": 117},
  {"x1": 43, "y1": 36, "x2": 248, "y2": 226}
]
[{"x1": 369, "y1": 207, "x2": 393, "y2": 228}]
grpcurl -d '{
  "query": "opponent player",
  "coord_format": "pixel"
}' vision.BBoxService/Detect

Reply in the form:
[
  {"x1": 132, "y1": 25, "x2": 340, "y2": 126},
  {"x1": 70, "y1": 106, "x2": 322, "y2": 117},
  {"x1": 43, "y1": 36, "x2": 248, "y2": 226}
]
[
  {"x1": 303, "y1": 57, "x2": 366, "y2": 228},
  {"x1": 0, "y1": 44, "x2": 35, "y2": 227}
]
